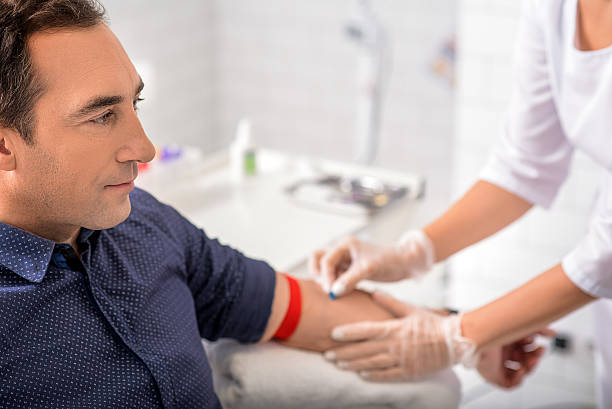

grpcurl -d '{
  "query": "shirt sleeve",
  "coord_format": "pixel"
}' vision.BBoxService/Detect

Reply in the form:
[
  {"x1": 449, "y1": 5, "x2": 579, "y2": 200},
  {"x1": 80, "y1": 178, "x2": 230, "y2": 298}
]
[
  {"x1": 562, "y1": 174, "x2": 612, "y2": 299},
  {"x1": 185, "y1": 231, "x2": 277, "y2": 343},
  {"x1": 134, "y1": 188, "x2": 277, "y2": 343},
  {"x1": 479, "y1": 0, "x2": 574, "y2": 209}
]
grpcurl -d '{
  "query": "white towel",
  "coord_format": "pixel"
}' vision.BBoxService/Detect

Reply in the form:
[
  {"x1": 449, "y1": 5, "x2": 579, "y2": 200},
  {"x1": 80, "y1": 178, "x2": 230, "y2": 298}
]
[{"x1": 205, "y1": 340, "x2": 461, "y2": 409}]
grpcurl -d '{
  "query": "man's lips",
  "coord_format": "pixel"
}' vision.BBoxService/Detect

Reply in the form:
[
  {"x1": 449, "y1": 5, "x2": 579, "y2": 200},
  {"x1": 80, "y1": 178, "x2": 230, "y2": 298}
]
[{"x1": 105, "y1": 178, "x2": 136, "y2": 188}]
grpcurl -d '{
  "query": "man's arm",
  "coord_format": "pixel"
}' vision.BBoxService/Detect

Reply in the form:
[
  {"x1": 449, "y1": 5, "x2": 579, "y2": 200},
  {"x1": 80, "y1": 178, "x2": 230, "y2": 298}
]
[
  {"x1": 269, "y1": 182, "x2": 533, "y2": 350},
  {"x1": 260, "y1": 273, "x2": 393, "y2": 351}
]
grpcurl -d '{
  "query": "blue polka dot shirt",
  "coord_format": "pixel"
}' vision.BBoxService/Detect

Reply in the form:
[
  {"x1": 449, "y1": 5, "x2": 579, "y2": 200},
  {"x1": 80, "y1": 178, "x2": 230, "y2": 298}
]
[{"x1": 0, "y1": 188, "x2": 276, "y2": 408}]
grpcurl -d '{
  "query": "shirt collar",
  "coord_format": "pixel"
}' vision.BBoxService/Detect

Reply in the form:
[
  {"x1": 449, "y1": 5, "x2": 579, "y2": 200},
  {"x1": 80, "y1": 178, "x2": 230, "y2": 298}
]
[
  {"x1": 0, "y1": 222, "x2": 54, "y2": 283},
  {"x1": 0, "y1": 223, "x2": 96, "y2": 283},
  {"x1": 79, "y1": 227, "x2": 95, "y2": 244}
]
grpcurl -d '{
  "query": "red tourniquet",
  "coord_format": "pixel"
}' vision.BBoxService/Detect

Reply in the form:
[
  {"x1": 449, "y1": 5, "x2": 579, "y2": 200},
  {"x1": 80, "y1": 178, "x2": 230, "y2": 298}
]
[{"x1": 273, "y1": 274, "x2": 302, "y2": 340}]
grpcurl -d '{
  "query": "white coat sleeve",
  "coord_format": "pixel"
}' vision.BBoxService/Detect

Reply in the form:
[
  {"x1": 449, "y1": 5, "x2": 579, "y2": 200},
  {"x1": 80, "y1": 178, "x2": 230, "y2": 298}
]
[
  {"x1": 479, "y1": 0, "x2": 574, "y2": 209},
  {"x1": 562, "y1": 175, "x2": 612, "y2": 298}
]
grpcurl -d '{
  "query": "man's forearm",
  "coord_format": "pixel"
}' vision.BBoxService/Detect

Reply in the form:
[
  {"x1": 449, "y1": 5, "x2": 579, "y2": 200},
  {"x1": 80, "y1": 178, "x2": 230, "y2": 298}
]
[
  {"x1": 260, "y1": 272, "x2": 290, "y2": 342},
  {"x1": 461, "y1": 264, "x2": 595, "y2": 351},
  {"x1": 260, "y1": 273, "x2": 393, "y2": 351},
  {"x1": 424, "y1": 180, "x2": 533, "y2": 262}
]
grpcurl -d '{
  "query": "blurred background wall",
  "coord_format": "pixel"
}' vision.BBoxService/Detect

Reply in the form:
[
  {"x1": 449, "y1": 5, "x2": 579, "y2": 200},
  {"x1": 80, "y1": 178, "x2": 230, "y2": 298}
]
[{"x1": 103, "y1": 0, "x2": 456, "y2": 215}]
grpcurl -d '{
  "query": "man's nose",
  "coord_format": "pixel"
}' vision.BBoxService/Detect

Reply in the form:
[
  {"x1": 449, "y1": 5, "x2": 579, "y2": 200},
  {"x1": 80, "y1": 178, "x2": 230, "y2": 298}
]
[{"x1": 116, "y1": 113, "x2": 156, "y2": 164}]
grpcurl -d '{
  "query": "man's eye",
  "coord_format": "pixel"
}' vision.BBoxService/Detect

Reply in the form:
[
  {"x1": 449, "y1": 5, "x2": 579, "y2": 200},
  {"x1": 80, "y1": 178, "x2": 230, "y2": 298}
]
[
  {"x1": 133, "y1": 97, "x2": 145, "y2": 111},
  {"x1": 92, "y1": 111, "x2": 114, "y2": 125}
]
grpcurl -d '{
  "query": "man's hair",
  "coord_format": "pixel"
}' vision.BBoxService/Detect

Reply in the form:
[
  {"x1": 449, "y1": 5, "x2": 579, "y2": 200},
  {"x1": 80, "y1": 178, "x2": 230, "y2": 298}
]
[{"x1": 0, "y1": 0, "x2": 106, "y2": 144}]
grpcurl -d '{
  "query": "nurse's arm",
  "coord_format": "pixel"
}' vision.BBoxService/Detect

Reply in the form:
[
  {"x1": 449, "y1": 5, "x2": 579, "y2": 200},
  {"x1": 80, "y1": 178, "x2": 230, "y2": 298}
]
[
  {"x1": 259, "y1": 274, "x2": 395, "y2": 351},
  {"x1": 461, "y1": 263, "x2": 595, "y2": 351},
  {"x1": 423, "y1": 180, "x2": 533, "y2": 262}
]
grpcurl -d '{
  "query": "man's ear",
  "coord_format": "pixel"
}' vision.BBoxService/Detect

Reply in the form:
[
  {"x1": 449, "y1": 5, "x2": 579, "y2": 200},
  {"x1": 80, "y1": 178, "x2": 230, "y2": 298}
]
[{"x1": 0, "y1": 127, "x2": 17, "y2": 171}]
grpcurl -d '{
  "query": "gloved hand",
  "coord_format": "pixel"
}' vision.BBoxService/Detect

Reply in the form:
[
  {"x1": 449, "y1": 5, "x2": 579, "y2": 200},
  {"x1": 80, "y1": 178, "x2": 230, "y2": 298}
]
[
  {"x1": 309, "y1": 230, "x2": 435, "y2": 297},
  {"x1": 323, "y1": 292, "x2": 478, "y2": 382}
]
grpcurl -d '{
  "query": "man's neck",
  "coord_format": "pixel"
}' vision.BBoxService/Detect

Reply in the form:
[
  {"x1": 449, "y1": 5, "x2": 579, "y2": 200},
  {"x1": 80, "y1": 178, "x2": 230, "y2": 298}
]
[{"x1": 63, "y1": 229, "x2": 82, "y2": 256}]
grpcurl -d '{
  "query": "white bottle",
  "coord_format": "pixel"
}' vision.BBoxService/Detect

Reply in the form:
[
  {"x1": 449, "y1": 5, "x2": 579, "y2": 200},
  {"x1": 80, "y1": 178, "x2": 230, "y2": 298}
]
[{"x1": 230, "y1": 118, "x2": 256, "y2": 183}]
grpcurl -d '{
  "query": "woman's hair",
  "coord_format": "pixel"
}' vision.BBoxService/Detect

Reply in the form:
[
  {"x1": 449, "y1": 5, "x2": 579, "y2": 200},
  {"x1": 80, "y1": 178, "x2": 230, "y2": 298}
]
[{"x1": 0, "y1": 0, "x2": 106, "y2": 144}]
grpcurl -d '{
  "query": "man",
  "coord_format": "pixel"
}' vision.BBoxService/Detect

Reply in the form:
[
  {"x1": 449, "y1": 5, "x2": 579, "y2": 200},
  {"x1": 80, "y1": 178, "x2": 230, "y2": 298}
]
[
  {"x1": 0, "y1": 1, "x2": 393, "y2": 406},
  {"x1": 0, "y1": 1, "x2": 545, "y2": 408}
]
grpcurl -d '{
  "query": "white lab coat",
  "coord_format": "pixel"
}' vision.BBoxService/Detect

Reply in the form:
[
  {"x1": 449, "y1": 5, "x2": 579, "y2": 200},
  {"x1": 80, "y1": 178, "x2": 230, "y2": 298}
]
[{"x1": 479, "y1": 0, "x2": 612, "y2": 406}]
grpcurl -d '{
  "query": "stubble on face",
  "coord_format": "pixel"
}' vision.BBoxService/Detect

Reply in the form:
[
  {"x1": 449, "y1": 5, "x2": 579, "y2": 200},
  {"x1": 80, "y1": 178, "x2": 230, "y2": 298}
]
[{"x1": 11, "y1": 136, "x2": 128, "y2": 241}]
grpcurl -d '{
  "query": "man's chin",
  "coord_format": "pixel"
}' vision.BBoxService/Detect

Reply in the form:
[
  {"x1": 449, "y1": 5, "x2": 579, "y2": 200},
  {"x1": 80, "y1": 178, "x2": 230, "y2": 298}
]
[{"x1": 85, "y1": 198, "x2": 132, "y2": 230}]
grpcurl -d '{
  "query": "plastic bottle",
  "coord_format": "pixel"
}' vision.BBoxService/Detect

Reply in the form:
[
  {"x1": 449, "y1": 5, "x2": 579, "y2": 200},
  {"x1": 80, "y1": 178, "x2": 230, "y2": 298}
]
[{"x1": 230, "y1": 118, "x2": 256, "y2": 183}]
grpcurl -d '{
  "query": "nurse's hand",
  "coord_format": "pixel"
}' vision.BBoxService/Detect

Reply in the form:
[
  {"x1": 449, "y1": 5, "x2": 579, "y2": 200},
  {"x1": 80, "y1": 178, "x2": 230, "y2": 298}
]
[
  {"x1": 323, "y1": 292, "x2": 478, "y2": 381},
  {"x1": 309, "y1": 231, "x2": 435, "y2": 298},
  {"x1": 476, "y1": 329, "x2": 555, "y2": 388}
]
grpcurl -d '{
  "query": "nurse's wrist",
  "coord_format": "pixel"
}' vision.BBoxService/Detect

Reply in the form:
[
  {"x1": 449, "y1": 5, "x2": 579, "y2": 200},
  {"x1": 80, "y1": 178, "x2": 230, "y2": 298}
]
[
  {"x1": 395, "y1": 230, "x2": 435, "y2": 278},
  {"x1": 445, "y1": 313, "x2": 479, "y2": 368},
  {"x1": 459, "y1": 310, "x2": 487, "y2": 351}
]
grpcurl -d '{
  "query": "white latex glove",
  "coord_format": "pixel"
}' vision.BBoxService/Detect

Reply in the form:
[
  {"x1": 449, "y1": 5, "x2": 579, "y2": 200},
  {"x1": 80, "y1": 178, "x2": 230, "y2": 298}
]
[
  {"x1": 309, "y1": 230, "x2": 435, "y2": 297},
  {"x1": 324, "y1": 292, "x2": 478, "y2": 382}
]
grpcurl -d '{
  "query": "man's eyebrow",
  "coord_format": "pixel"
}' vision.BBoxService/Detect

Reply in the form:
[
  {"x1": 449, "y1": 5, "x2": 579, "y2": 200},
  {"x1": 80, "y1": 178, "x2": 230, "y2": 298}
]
[
  {"x1": 68, "y1": 78, "x2": 145, "y2": 121},
  {"x1": 69, "y1": 95, "x2": 123, "y2": 121}
]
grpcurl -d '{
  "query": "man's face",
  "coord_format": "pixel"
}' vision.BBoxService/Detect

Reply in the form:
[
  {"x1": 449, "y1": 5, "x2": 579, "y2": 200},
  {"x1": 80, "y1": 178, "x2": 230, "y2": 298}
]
[{"x1": 10, "y1": 24, "x2": 155, "y2": 232}]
